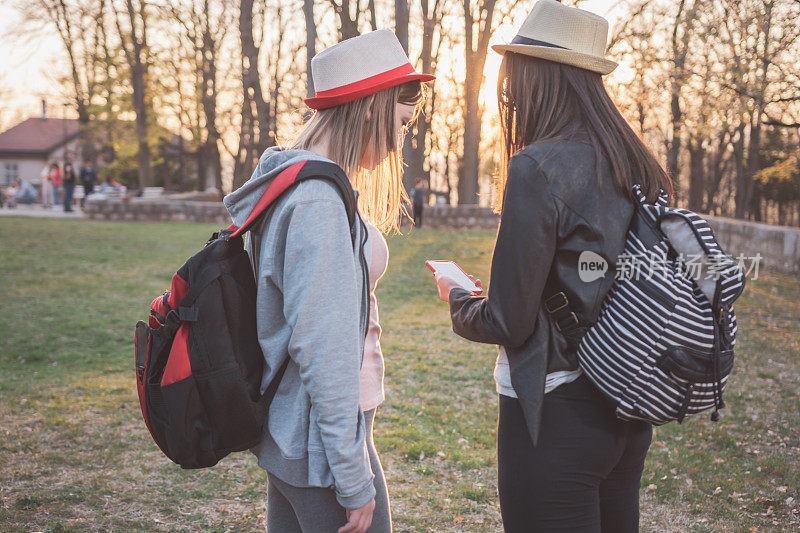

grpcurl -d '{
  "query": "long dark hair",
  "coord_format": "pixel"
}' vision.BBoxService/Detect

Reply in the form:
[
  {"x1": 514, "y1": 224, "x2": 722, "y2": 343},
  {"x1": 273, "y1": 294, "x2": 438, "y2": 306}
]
[{"x1": 495, "y1": 52, "x2": 672, "y2": 211}]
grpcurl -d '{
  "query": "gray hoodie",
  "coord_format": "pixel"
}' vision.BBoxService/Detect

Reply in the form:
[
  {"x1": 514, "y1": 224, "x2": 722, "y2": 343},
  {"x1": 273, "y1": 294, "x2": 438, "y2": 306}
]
[{"x1": 223, "y1": 147, "x2": 375, "y2": 509}]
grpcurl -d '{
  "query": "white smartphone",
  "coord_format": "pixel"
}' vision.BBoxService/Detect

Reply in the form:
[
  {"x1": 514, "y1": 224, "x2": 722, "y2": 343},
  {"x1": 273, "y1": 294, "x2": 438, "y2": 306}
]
[{"x1": 426, "y1": 260, "x2": 482, "y2": 294}]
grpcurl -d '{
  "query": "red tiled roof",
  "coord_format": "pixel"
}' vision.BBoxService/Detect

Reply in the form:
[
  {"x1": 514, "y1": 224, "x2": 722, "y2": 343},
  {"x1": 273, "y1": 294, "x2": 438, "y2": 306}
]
[{"x1": 0, "y1": 118, "x2": 80, "y2": 156}]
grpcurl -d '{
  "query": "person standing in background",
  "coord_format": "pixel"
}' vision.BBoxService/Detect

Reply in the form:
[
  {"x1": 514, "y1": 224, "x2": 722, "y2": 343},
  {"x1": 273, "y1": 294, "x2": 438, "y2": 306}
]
[
  {"x1": 40, "y1": 164, "x2": 53, "y2": 208},
  {"x1": 80, "y1": 161, "x2": 97, "y2": 207},
  {"x1": 62, "y1": 159, "x2": 76, "y2": 212},
  {"x1": 51, "y1": 162, "x2": 62, "y2": 207},
  {"x1": 412, "y1": 177, "x2": 426, "y2": 228}
]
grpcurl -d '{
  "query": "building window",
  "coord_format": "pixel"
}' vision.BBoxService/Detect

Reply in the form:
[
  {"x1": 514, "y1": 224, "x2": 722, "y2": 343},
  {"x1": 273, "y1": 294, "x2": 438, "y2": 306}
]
[{"x1": 3, "y1": 163, "x2": 18, "y2": 186}]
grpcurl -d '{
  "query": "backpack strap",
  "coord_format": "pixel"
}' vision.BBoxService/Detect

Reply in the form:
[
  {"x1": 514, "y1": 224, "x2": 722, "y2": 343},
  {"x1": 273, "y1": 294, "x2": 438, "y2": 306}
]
[
  {"x1": 172, "y1": 161, "x2": 357, "y2": 318},
  {"x1": 257, "y1": 357, "x2": 291, "y2": 416},
  {"x1": 227, "y1": 160, "x2": 359, "y2": 410},
  {"x1": 228, "y1": 160, "x2": 357, "y2": 239},
  {"x1": 542, "y1": 290, "x2": 590, "y2": 347}
]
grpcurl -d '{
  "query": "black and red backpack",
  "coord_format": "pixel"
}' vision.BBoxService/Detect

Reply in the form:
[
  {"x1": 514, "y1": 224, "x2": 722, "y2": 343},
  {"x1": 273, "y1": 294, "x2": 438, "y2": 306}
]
[{"x1": 134, "y1": 160, "x2": 357, "y2": 469}]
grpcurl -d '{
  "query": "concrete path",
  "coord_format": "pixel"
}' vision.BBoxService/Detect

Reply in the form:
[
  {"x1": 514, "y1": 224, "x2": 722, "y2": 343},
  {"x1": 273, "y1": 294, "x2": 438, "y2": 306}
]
[{"x1": 0, "y1": 205, "x2": 86, "y2": 219}]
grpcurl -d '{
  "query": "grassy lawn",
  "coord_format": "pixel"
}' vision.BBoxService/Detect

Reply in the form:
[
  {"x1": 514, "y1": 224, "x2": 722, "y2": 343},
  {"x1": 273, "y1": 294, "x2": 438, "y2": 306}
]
[{"x1": 0, "y1": 217, "x2": 798, "y2": 532}]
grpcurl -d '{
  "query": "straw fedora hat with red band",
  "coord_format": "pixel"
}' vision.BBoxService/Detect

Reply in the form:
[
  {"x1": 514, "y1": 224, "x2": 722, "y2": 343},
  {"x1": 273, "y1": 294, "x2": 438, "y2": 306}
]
[
  {"x1": 492, "y1": 0, "x2": 617, "y2": 75},
  {"x1": 305, "y1": 29, "x2": 435, "y2": 110}
]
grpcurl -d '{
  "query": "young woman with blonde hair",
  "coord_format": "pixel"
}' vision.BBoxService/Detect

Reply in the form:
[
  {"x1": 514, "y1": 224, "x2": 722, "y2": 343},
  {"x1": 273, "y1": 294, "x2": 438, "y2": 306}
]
[{"x1": 225, "y1": 29, "x2": 432, "y2": 533}]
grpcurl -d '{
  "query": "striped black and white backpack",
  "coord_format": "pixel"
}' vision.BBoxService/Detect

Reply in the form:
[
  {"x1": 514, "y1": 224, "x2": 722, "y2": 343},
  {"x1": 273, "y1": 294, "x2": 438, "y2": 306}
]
[{"x1": 576, "y1": 185, "x2": 746, "y2": 425}]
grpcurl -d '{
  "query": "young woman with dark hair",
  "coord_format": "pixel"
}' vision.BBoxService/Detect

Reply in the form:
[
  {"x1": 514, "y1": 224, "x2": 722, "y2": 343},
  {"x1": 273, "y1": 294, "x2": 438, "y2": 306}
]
[{"x1": 433, "y1": 1, "x2": 673, "y2": 531}]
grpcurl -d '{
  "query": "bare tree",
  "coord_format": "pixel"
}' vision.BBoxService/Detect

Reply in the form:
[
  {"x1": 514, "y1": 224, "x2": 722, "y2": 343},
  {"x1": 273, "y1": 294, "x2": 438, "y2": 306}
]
[
  {"x1": 47, "y1": 0, "x2": 91, "y2": 124},
  {"x1": 115, "y1": 0, "x2": 152, "y2": 191},
  {"x1": 159, "y1": 53, "x2": 191, "y2": 191},
  {"x1": 395, "y1": 0, "x2": 413, "y2": 189},
  {"x1": 233, "y1": 0, "x2": 273, "y2": 189},
  {"x1": 367, "y1": 0, "x2": 378, "y2": 31},
  {"x1": 303, "y1": 0, "x2": 316, "y2": 98},
  {"x1": 267, "y1": 4, "x2": 292, "y2": 143},
  {"x1": 395, "y1": 0, "x2": 409, "y2": 51},
  {"x1": 199, "y1": 0, "x2": 227, "y2": 194},
  {"x1": 719, "y1": 0, "x2": 796, "y2": 219},
  {"x1": 666, "y1": 0, "x2": 698, "y2": 199},
  {"x1": 164, "y1": 0, "x2": 229, "y2": 194},
  {"x1": 428, "y1": 35, "x2": 464, "y2": 205},
  {"x1": 407, "y1": 0, "x2": 445, "y2": 191},
  {"x1": 330, "y1": 0, "x2": 361, "y2": 40},
  {"x1": 458, "y1": 0, "x2": 498, "y2": 204},
  {"x1": 23, "y1": 0, "x2": 116, "y2": 162}
]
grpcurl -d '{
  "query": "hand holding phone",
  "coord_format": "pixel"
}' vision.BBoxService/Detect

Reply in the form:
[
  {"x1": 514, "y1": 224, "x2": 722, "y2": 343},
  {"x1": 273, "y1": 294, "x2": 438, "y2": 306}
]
[{"x1": 426, "y1": 260, "x2": 483, "y2": 298}]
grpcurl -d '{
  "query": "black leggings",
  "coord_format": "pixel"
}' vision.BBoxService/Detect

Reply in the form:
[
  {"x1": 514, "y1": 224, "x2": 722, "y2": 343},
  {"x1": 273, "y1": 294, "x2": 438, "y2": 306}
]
[
  {"x1": 412, "y1": 203, "x2": 423, "y2": 227},
  {"x1": 497, "y1": 373, "x2": 652, "y2": 532}
]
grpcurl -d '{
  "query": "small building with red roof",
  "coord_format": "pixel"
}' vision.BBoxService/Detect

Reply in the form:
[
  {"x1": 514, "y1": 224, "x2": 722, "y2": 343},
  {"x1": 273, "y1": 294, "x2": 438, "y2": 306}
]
[{"x1": 0, "y1": 115, "x2": 81, "y2": 186}]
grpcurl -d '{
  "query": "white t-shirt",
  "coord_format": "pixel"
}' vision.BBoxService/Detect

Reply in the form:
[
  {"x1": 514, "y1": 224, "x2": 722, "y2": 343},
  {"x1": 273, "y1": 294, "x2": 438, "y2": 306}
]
[{"x1": 494, "y1": 346, "x2": 582, "y2": 397}]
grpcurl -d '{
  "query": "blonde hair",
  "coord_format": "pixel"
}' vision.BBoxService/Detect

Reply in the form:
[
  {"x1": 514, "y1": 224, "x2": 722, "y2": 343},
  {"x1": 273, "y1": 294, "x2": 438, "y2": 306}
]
[{"x1": 291, "y1": 82, "x2": 425, "y2": 233}]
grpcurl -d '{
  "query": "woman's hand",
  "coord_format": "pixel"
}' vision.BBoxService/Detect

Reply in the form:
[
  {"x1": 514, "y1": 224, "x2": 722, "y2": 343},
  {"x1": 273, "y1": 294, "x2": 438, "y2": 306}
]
[
  {"x1": 338, "y1": 498, "x2": 375, "y2": 533},
  {"x1": 434, "y1": 272, "x2": 482, "y2": 302}
]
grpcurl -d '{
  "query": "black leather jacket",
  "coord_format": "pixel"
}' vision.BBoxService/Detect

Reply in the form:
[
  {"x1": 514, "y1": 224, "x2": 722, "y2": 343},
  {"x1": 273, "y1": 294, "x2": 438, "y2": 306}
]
[{"x1": 449, "y1": 138, "x2": 634, "y2": 445}]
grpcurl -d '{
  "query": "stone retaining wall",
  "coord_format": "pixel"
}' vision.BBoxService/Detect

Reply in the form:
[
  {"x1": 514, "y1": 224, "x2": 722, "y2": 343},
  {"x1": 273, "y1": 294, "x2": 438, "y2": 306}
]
[
  {"x1": 705, "y1": 215, "x2": 800, "y2": 273},
  {"x1": 85, "y1": 198, "x2": 230, "y2": 225},
  {"x1": 85, "y1": 198, "x2": 799, "y2": 274},
  {"x1": 415, "y1": 205, "x2": 500, "y2": 230}
]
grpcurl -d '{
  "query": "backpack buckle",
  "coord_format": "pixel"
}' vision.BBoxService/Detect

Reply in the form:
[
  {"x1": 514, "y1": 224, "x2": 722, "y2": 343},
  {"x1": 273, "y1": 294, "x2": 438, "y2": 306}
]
[
  {"x1": 555, "y1": 312, "x2": 579, "y2": 332},
  {"x1": 166, "y1": 306, "x2": 199, "y2": 324},
  {"x1": 545, "y1": 292, "x2": 569, "y2": 314}
]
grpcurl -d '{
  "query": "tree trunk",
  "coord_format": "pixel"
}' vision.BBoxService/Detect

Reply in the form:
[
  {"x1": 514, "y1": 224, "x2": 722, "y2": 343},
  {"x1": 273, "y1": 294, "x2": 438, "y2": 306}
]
[
  {"x1": 688, "y1": 138, "x2": 705, "y2": 212},
  {"x1": 459, "y1": 0, "x2": 497, "y2": 205},
  {"x1": 741, "y1": 113, "x2": 763, "y2": 218},
  {"x1": 667, "y1": 0, "x2": 691, "y2": 197},
  {"x1": 706, "y1": 127, "x2": 730, "y2": 211},
  {"x1": 196, "y1": 142, "x2": 208, "y2": 191},
  {"x1": 201, "y1": 0, "x2": 222, "y2": 195},
  {"x1": 459, "y1": 94, "x2": 481, "y2": 204},
  {"x1": 395, "y1": 0, "x2": 409, "y2": 52},
  {"x1": 409, "y1": 0, "x2": 441, "y2": 196},
  {"x1": 445, "y1": 128, "x2": 455, "y2": 204},
  {"x1": 304, "y1": 0, "x2": 316, "y2": 98},
  {"x1": 268, "y1": 5, "x2": 286, "y2": 145},
  {"x1": 51, "y1": 0, "x2": 94, "y2": 160},
  {"x1": 234, "y1": 0, "x2": 271, "y2": 189},
  {"x1": 335, "y1": 0, "x2": 360, "y2": 40},
  {"x1": 733, "y1": 121, "x2": 747, "y2": 218},
  {"x1": 177, "y1": 133, "x2": 185, "y2": 191},
  {"x1": 395, "y1": 0, "x2": 413, "y2": 191},
  {"x1": 119, "y1": 0, "x2": 152, "y2": 191},
  {"x1": 232, "y1": 94, "x2": 251, "y2": 189},
  {"x1": 368, "y1": 0, "x2": 377, "y2": 31},
  {"x1": 739, "y1": 0, "x2": 773, "y2": 219},
  {"x1": 750, "y1": 190, "x2": 763, "y2": 222},
  {"x1": 734, "y1": 0, "x2": 774, "y2": 219}
]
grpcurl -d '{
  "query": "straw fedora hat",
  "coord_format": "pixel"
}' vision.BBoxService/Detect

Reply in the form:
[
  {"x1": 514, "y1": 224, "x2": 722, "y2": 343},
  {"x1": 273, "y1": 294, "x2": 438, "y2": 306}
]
[
  {"x1": 305, "y1": 29, "x2": 435, "y2": 110},
  {"x1": 492, "y1": 0, "x2": 617, "y2": 75}
]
